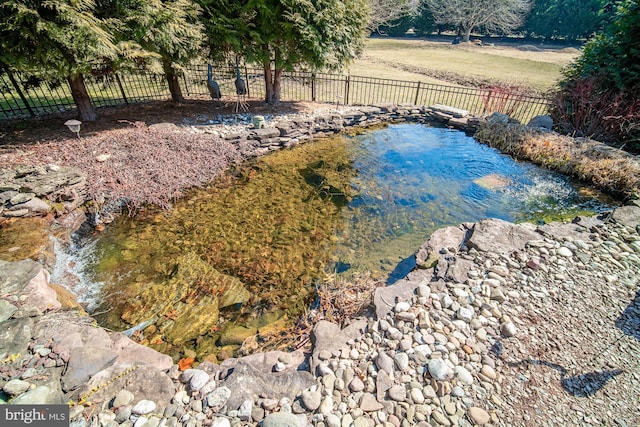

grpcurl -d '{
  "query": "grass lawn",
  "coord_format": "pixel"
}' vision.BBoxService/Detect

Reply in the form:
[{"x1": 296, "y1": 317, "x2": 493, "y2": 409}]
[{"x1": 349, "y1": 38, "x2": 580, "y2": 94}]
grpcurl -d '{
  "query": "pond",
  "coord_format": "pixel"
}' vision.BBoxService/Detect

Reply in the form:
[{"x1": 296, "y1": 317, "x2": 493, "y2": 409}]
[{"x1": 53, "y1": 123, "x2": 615, "y2": 361}]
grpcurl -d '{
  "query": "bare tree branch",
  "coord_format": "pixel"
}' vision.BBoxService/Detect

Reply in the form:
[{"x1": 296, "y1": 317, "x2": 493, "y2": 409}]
[
  {"x1": 424, "y1": 0, "x2": 531, "y2": 41},
  {"x1": 367, "y1": 0, "x2": 421, "y2": 32}
]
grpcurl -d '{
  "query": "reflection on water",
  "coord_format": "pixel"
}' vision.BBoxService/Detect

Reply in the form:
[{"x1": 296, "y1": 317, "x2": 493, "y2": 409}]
[{"x1": 57, "y1": 124, "x2": 615, "y2": 360}]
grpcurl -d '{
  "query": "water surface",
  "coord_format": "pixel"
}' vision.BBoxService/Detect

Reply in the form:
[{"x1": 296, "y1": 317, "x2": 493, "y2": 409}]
[{"x1": 55, "y1": 123, "x2": 614, "y2": 359}]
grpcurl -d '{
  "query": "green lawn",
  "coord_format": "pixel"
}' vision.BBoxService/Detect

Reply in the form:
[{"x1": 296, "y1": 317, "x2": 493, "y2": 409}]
[{"x1": 349, "y1": 38, "x2": 578, "y2": 94}]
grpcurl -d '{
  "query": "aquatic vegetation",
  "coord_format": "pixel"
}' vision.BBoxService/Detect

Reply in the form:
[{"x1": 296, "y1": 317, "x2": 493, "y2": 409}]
[{"x1": 83, "y1": 124, "x2": 613, "y2": 361}]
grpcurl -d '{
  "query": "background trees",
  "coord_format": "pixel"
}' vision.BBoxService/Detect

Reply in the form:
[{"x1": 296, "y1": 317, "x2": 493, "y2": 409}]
[
  {"x1": 423, "y1": 0, "x2": 531, "y2": 42},
  {"x1": 524, "y1": 0, "x2": 608, "y2": 40}
]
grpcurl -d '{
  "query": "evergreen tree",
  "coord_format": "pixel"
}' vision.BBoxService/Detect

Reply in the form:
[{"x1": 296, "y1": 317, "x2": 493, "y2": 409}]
[
  {"x1": 111, "y1": 0, "x2": 206, "y2": 103},
  {"x1": 198, "y1": 0, "x2": 369, "y2": 104},
  {"x1": 0, "y1": 0, "x2": 118, "y2": 121}
]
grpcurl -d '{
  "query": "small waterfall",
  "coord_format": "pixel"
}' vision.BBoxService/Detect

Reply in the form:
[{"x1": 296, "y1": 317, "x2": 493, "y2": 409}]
[{"x1": 50, "y1": 235, "x2": 104, "y2": 313}]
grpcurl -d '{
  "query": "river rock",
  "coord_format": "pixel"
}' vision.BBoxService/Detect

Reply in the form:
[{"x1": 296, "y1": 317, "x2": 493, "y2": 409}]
[
  {"x1": 611, "y1": 205, "x2": 640, "y2": 228},
  {"x1": 206, "y1": 386, "x2": 232, "y2": 408},
  {"x1": 428, "y1": 359, "x2": 454, "y2": 381},
  {"x1": 468, "y1": 407, "x2": 491, "y2": 425},
  {"x1": 500, "y1": 321, "x2": 517, "y2": 338},
  {"x1": 301, "y1": 390, "x2": 322, "y2": 411},
  {"x1": 3, "y1": 379, "x2": 31, "y2": 396},
  {"x1": 132, "y1": 399, "x2": 156, "y2": 415},
  {"x1": 11, "y1": 383, "x2": 64, "y2": 405},
  {"x1": 112, "y1": 390, "x2": 135, "y2": 408}
]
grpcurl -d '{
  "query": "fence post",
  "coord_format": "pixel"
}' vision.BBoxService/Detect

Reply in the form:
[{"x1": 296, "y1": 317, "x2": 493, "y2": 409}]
[
  {"x1": 414, "y1": 81, "x2": 421, "y2": 106},
  {"x1": 345, "y1": 75, "x2": 350, "y2": 105},
  {"x1": 115, "y1": 73, "x2": 129, "y2": 105},
  {"x1": 245, "y1": 65, "x2": 250, "y2": 98},
  {"x1": 311, "y1": 73, "x2": 316, "y2": 102},
  {"x1": 7, "y1": 70, "x2": 35, "y2": 117},
  {"x1": 182, "y1": 74, "x2": 191, "y2": 97}
]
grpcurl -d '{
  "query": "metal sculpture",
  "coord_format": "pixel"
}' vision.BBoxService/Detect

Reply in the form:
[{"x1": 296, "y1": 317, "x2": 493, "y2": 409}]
[
  {"x1": 234, "y1": 56, "x2": 249, "y2": 113},
  {"x1": 207, "y1": 63, "x2": 222, "y2": 117}
]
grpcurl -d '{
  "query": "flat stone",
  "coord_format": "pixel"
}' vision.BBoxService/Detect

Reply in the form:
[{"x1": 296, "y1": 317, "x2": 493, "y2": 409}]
[
  {"x1": 0, "y1": 299, "x2": 18, "y2": 322},
  {"x1": 388, "y1": 385, "x2": 406, "y2": 401},
  {"x1": 394, "y1": 352, "x2": 409, "y2": 371},
  {"x1": 359, "y1": 393, "x2": 383, "y2": 412},
  {"x1": 62, "y1": 346, "x2": 118, "y2": 392},
  {"x1": 261, "y1": 411, "x2": 301, "y2": 427},
  {"x1": 467, "y1": 219, "x2": 540, "y2": 254},
  {"x1": 611, "y1": 206, "x2": 640, "y2": 228},
  {"x1": 11, "y1": 384, "x2": 64, "y2": 405},
  {"x1": 376, "y1": 350, "x2": 394, "y2": 375}
]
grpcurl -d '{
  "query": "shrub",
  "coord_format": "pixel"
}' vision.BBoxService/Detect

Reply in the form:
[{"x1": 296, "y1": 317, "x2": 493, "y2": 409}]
[{"x1": 551, "y1": 0, "x2": 640, "y2": 152}]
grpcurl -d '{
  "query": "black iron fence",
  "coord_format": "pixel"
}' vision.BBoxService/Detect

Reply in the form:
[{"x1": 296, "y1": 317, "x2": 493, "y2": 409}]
[{"x1": 1, "y1": 65, "x2": 550, "y2": 123}]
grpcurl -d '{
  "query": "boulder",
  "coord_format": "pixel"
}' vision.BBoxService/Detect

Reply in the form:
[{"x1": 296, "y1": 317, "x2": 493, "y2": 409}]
[
  {"x1": 467, "y1": 218, "x2": 540, "y2": 254},
  {"x1": 611, "y1": 205, "x2": 640, "y2": 228},
  {"x1": 486, "y1": 112, "x2": 509, "y2": 125},
  {"x1": 528, "y1": 115, "x2": 553, "y2": 130},
  {"x1": 415, "y1": 225, "x2": 469, "y2": 268},
  {"x1": 74, "y1": 364, "x2": 175, "y2": 410},
  {"x1": 219, "y1": 361, "x2": 315, "y2": 410},
  {"x1": 0, "y1": 259, "x2": 61, "y2": 312},
  {"x1": 109, "y1": 333, "x2": 173, "y2": 371},
  {"x1": 62, "y1": 346, "x2": 118, "y2": 392},
  {"x1": 0, "y1": 317, "x2": 34, "y2": 356}
]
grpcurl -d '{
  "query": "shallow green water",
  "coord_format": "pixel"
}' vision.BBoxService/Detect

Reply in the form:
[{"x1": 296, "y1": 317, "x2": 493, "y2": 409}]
[{"x1": 57, "y1": 123, "x2": 615, "y2": 359}]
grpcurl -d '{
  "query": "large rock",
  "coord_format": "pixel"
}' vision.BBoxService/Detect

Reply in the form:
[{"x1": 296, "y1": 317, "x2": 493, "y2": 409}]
[
  {"x1": 528, "y1": 115, "x2": 553, "y2": 130},
  {"x1": 611, "y1": 205, "x2": 640, "y2": 228},
  {"x1": 62, "y1": 346, "x2": 118, "y2": 392},
  {"x1": 109, "y1": 333, "x2": 173, "y2": 371},
  {"x1": 467, "y1": 218, "x2": 540, "y2": 254},
  {"x1": 415, "y1": 225, "x2": 469, "y2": 269},
  {"x1": 1, "y1": 165, "x2": 87, "y2": 216},
  {"x1": 429, "y1": 104, "x2": 469, "y2": 118},
  {"x1": 219, "y1": 361, "x2": 315, "y2": 410},
  {"x1": 74, "y1": 364, "x2": 175, "y2": 410},
  {"x1": 0, "y1": 259, "x2": 61, "y2": 312},
  {"x1": 0, "y1": 317, "x2": 34, "y2": 356}
]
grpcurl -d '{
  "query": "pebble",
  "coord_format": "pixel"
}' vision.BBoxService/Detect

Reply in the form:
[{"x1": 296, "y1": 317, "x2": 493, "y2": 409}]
[
  {"x1": 206, "y1": 387, "x2": 231, "y2": 408},
  {"x1": 500, "y1": 321, "x2": 517, "y2": 337},
  {"x1": 112, "y1": 390, "x2": 135, "y2": 408},
  {"x1": 468, "y1": 407, "x2": 491, "y2": 425},
  {"x1": 301, "y1": 390, "x2": 322, "y2": 411},
  {"x1": 454, "y1": 366, "x2": 474, "y2": 385},
  {"x1": 558, "y1": 247, "x2": 573, "y2": 257},
  {"x1": 131, "y1": 400, "x2": 156, "y2": 415}
]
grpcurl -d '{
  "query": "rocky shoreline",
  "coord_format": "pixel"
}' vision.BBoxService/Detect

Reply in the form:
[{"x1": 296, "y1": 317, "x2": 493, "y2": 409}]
[
  {"x1": 1, "y1": 104, "x2": 639, "y2": 426},
  {"x1": 1, "y1": 206, "x2": 639, "y2": 427}
]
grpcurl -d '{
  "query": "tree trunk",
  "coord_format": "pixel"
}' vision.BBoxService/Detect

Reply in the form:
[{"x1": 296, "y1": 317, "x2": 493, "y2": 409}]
[
  {"x1": 264, "y1": 63, "x2": 274, "y2": 104},
  {"x1": 163, "y1": 60, "x2": 184, "y2": 103},
  {"x1": 272, "y1": 68, "x2": 283, "y2": 104},
  {"x1": 263, "y1": 64, "x2": 283, "y2": 105},
  {"x1": 462, "y1": 27, "x2": 472, "y2": 42},
  {"x1": 67, "y1": 73, "x2": 96, "y2": 121}
]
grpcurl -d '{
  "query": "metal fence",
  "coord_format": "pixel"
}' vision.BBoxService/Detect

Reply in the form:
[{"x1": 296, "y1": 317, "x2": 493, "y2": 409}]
[{"x1": 1, "y1": 65, "x2": 550, "y2": 123}]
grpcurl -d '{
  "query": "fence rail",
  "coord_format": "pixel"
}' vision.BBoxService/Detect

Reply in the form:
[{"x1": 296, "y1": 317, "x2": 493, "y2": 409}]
[{"x1": 0, "y1": 65, "x2": 550, "y2": 123}]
